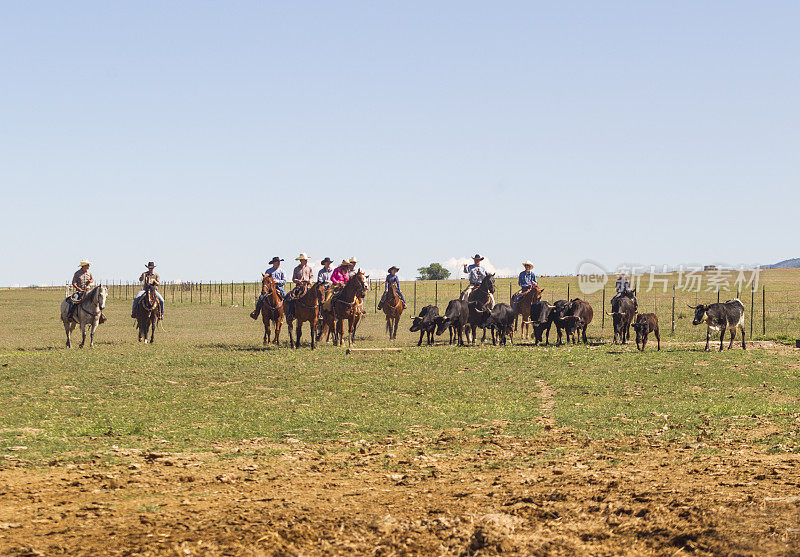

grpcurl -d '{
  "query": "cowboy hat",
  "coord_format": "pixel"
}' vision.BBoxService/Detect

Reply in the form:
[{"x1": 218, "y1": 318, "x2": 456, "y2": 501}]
[
  {"x1": 522, "y1": 260, "x2": 533, "y2": 268},
  {"x1": 145, "y1": 261, "x2": 156, "y2": 268},
  {"x1": 388, "y1": 266, "x2": 399, "y2": 273},
  {"x1": 348, "y1": 257, "x2": 358, "y2": 265},
  {"x1": 79, "y1": 259, "x2": 91, "y2": 267},
  {"x1": 320, "y1": 257, "x2": 333, "y2": 265},
  {"x1": 295, "y1": 253, "x2": 310, "y2": 261},
  {"x1": 269, "y1": 256, "x2": 284, "y2": 264},
  {"x1": 472, "y1": 254, "x2": 484, "y2": 261},
  {"x1": 339, "y1": 259, "x2": 350, "y2": 266}
]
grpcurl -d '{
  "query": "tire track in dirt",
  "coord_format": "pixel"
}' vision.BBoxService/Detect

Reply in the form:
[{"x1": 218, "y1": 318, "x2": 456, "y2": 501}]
[{"x1": 535, "y1": 379, "x2": 555, "y2": 430}]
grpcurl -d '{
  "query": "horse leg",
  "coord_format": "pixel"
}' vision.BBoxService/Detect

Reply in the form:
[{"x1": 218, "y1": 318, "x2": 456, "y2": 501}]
[
  {"x1": 295, "y1": 320, "x2": 302, "y2": 349},
  {"x1": 274, "y1": 317, "x2": 282, "y2": 345},
  {"x1": 393, "y1": 317, "x2": 399, "y2": 340},
  {"x1": 336, "y1": 318, "x2": 344, "y2": 347},
  {"x1": 288, "y1": 317, "x2": 295, "y2": 349},
  {"x1": 64, "y1": 319, "x2": 73, "y2": 348},
  {"x1": 310, "y1": 318, "x2": 316, "y2": 350},
  {"x1": 79, "y1": 320, "x2": 87, "y2": 348},
  {"x1": 263, "y1": 313, "x2": 269, "y2": 346},
  {"x1": 150, "y1": 317, "x2": 156, "y2": 344}
]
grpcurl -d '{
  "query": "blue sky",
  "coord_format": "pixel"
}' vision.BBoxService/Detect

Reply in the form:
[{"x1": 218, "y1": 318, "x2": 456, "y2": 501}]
[{"x1": 2, "y1": 1, "x2": 798, "y2": 285}]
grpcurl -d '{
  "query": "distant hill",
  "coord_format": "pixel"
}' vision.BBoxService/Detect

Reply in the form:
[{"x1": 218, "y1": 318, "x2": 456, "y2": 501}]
[{"x1": 760, "y1": 258, "x2": 800, "y2": 269}]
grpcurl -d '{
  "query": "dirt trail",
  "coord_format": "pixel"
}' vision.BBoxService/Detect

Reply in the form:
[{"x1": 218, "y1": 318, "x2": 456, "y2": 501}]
[
  {"x1": 535, "y1": 379, "x2": 555, "y2": 429},
  {"x1": 1, "y1": 435, "x2": 799, "y2": 556}
]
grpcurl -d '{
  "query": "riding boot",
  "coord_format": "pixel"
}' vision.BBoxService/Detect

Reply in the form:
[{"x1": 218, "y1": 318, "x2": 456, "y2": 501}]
[
  {"x1": 250, "y1": 300, "x2": 262, "y2": 320},
  {"x1": 99, "y1": 313, "x2": 107, "y2": 324}
]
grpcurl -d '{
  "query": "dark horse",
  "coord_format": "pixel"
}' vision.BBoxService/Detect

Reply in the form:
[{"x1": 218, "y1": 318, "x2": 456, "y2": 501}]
[
  {"x1": 287, "y1": 281, "x2": 325, "y2": 349},
  {"x1": 258, "y1": 274, "x2": 284, "y2": 345},
  {"x1": 468, "y1": 273, "x2": 495, "y2": 309},
  {"x1": 333, "y1": 270, "x2": 368, "y2": 347},
  {"x1": 133, "y1": 283, "x2": 161, "y2": 343},
  {"x1": 382, "y1": 281, "x2": 404, "y2": 340}
]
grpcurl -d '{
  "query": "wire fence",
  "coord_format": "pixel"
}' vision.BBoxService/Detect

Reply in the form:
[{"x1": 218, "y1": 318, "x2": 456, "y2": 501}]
[{"x1": 92, "y1": 275, "x2": 800, "y2": 342}]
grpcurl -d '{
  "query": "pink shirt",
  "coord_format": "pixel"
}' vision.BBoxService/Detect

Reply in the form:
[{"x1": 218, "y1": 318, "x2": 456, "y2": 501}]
[{"x1": 330, "y1": 266, "x2": 350, "y2": 285}]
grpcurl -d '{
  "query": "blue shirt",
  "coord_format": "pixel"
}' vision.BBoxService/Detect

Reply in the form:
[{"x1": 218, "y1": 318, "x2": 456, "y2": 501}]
[
  {"x1": 518, "y1": 270, "x2": 537, "y2": 288},
  {"x1": 385, "y1": 273, "x2": 401, "y2": 291},
  {"x1": 317, "y1": 267, "x2": 333, "y2": 284},
  {"x1": 265, "y1": 266, "x2": 286, "y2": 287},
  {"x1": 465, "y1": 264, "x2": 487, "y2": 285}
]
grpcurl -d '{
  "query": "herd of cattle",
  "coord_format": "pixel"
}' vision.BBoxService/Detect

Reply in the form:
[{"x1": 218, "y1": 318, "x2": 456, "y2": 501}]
[{"x1": 409, "y1": 296, "x2": 748, "y2": 352}]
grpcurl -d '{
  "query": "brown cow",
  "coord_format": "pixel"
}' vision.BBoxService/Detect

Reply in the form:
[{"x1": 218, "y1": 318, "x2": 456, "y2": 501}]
[{"x1": 632, "y1": 313, "x2": 660, "y2": 351}]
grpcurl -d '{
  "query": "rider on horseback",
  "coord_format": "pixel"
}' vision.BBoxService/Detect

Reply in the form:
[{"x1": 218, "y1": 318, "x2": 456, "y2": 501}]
[
  {"x1": 285, "y1": 253, "x2": 314, "y2": 319},
  {"x1": 131, "y1": 262, "x2": 164, "y2": 319},
  {"x1": 330, "y1": 259, "x2": 352, "y2": 290},
  {"x1": 317, "y1": 257, "x2": 334, "y2": 284},
  {"x1": 511, "y1": 260, "x2": 537, "y2": 311},
  {"x1": 611, "y1": 272, "x2": 637, "y2": 311},
  {"x1": 377, "y1": 266, "x2": 406, "y2": 310},
  {"x1": 68, "y1": 259, "x2": 96, "y2": 321},
  {"x1": 250, "y1": 256, "x2": 286, "y2": 319},
  {"x1": 462, "y1": 254, "x2": 488, "y2": 296}
]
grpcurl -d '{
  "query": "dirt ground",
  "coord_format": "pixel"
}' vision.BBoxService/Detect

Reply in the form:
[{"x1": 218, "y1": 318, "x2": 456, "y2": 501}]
[{"x1": 2, "y1": 427, "x2": 800, "y2": 557}]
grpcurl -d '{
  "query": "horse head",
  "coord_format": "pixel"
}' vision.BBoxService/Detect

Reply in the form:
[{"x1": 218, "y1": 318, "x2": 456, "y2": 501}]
[
  {"x1": 483, "y1": 273, "x2": 496, "y2": 293},
  {"x1": 97, "y1": 285, "x2": 107, "y2": 310}
]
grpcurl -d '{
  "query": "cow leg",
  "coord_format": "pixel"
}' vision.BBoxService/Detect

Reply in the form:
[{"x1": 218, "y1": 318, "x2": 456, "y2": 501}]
[
  {"x1": 740, "y1": 324, "x2": 746, "y2": 349},
  {"x1": 719, "y1": 325, "x2": 726, "y2": 351},
  {"x1": 655, "y1": 327, "x2": 660, "y2": 351},
  {"x1": 556, "y1": 324, "x2": 562, "y2": 346},
  {"x1": 418, "y1": 330, "x2": 424, "y2": 346},
  {"x1": 728, "y1": 328, "x2": 735, "y2": 350},
  {"x1": 457, "y1": 324, "x2": 464, "y2": 346},
  {"x1": 705, "y1": 328, "x2": 711, "y2": 351},
  {"x1": 582, "y1": 324, "x2": 588, "y2": 345}
]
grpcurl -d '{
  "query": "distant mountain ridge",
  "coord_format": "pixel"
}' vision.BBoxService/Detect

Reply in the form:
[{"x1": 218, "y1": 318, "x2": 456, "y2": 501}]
[{"x1": 760, "y1": 258, "x2": 800, "y2": 269}]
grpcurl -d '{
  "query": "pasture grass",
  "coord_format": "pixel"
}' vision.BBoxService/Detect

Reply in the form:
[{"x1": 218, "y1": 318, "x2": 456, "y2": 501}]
[{"x1": 0, "y1": 277, "x2": 799, "y2": 465}]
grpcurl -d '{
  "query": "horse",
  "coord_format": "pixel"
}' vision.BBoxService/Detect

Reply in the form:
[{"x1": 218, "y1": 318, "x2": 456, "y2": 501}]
[
  {"x1": 382, "y1": 281, "x2": 404, "y2": 340},
  {"x1": 258, "y1": 273, "x2": 284, "y2": 345},
  {"x1": 60, "y1": 285, "x2": 107, "y2": 348},
  {"x1": 333, "y1": 270, "x2": 368, "y2": 347},
  {"x1": 287, "y1": 281, "x2": 325, "y2": 349},
  {"x1": 133, "y1": 283, "x2": 160, "y2": 343},
  {"x1": 466, "y1": 273, "x2": 496, "y2": 310},
  {"x1": 514, "y1": 283, "x2": 544, "y2": 339}
]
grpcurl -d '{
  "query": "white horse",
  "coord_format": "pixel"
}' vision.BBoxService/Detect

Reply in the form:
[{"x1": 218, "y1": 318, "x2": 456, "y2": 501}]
[{"x1": 60, "y1": 285, "x2": 107, "y2": 348}]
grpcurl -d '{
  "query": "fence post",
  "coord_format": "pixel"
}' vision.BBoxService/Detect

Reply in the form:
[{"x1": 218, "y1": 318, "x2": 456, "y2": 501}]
[
  {"x1": 435, "y1": 280, "x2": 438, "y2": 308},
  {"x1": 750, "y1": 287, "x2": 754, "y2": 338},
  {"x1": 567, "y1": 282, "x2": 570, "y2": 301},
  {"x1": 602, "y1": 288, "x2": 605, "y2": 329},
  {"x1": 762, "y1": 286, "x2": 766, "y2": 336},
  {"x1": 508, "y1": 281, "x2": 512, "y2": 304},
  {"x1": 413, "y1": 281, "x2": 417, "y2": 314},
  {"x1": 671, "y1": 285, "x2": 675, "y2": 334},
  {"x1": 220, "y1": 282, "x2": 223, "y2": 306},
  {"x1": 717, "y1": 288, "x2": 720, "y2": 304}
]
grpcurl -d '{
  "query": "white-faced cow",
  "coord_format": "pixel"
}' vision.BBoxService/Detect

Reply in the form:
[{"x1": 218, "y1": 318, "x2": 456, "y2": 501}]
[
  {"x1": 410, "y1": 305, "x2": 439, "y2": 346},
  {"x1": 689, "y1": 299, "x2": 746, "y2": 351},
  {"x1": 632, "y1": 313, "x2": 660, "y2": 351}
]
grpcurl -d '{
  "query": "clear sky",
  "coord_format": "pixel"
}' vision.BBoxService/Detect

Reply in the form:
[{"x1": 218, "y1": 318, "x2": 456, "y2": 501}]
[{"x1": 2, "y1": 1, "x2": 798, "y2": 285}]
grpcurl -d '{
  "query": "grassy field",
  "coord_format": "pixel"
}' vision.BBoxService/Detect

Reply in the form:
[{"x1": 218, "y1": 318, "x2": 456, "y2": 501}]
[
  {"x1": 1, "y1": 270, "x2": 799, "y2": 463},
  {"x1": 2, "y1": 273, "x2": 800, "y2": 555}
]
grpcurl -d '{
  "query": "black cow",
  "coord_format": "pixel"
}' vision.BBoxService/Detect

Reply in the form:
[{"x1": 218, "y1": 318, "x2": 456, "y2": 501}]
[
  {"x1": 410, "y1": 305, "x2": 439, "y2": 346},
  {"x1": 689, "y1": 299, "x2": 746, "y2": 351},
  {"x1": 485, "y1": 303, "x2": 516, "y2": 345},
  {"x1": 466, "y1": 301, "x2": 492, "y2": 345},
  {"x1": 529, "y1": 300, "x2": 553, "y2": 345},
  {"x1": 632, "y1": 313, "x2": 660, "y2": 351},
  {"x1": 435, "y1": 300, "x2": 469, "y2": 346},
  {"x1": 608, "y1": 296, "x2": 636, "y2": 344},
  {"x1": 553, "y1": 298, "x2": 593, "y2": 345}
]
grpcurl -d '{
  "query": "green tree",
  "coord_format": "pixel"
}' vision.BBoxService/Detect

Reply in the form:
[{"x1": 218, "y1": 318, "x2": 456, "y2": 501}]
[{"x1": 417, "y1": 263, "x2": 451, "y2": 281}]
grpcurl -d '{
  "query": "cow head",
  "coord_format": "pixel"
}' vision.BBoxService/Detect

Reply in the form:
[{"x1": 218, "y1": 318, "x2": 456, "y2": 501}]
[
  {"x1": 688, "y1": 304, "x2": 708, "y2": 326},
  {"x1": 410, "y1": 316, "x2": 423, "y2": 332},
  {"x1": 434, "y1": 316, "x2": 450, "y2": 336},
  {"x1": 551, "y1": 300, "x2": 571, "y2": 320},
  {"x1": 631, "y1": 315, "x2": 647, "y2": 342}
]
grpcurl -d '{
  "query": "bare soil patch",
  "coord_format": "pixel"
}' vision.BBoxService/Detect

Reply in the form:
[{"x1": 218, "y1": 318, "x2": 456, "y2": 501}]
[{"x1": 1, "y1": 435, "x2": 799, "y2": 556}]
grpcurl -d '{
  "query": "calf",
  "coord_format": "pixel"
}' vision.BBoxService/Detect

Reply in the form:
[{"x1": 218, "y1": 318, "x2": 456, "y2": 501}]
[
  {"x1": 608, "y1": 296, "x2": 636, "y2": 344},
  {"x1": 435, "y1": 300, "x2": 469, "y2": 346},
  {"x1": 485, "y1": 303, "x2": 516, "y2": 345},
  {"x1": 410, "y1": 305, "x2": 439, "y2": 346},
  {"x1": 632, "y1": 313, "x2": 660, "y2": 351},
  {"x1": 690, "y1": 299, "x2": 746, "y2": 351},
  {"x1": 529, "y1": 300, "x2": 553, "y2": 345}
]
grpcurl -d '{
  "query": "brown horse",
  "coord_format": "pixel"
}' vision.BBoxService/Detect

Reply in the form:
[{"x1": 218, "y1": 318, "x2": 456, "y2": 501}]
[
  {"x1": 382, "y1": 281, "x2": 403, "y2": 340},
  {"x1": 133, "y1": 283, "x2": 160, "y2": 343},
  {"x1": 258, "y1": 274, "x2": 284, "y2": 345},
  {"x1": 333, "y1": 270, "x2": 367, "y2": 347},
  {"x1": 287, "y1": 282, "x2": 325, "y2": 349},
  {"x1": 515, "y1": 283, "x2": 544, "y2": 339}
]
